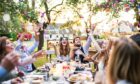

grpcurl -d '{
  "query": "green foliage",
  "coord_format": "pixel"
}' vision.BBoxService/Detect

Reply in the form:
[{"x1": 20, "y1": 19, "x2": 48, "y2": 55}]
[
  {"x1": 66, "y1": 0, "x2": 86, "y2": 6},
  {"x1": 0, "y1": 1, "x2": 18, "y2": 15},
  {"x1": 0, "y1": 15, "x2": 22, "y2": 33},
  {"x1": 0, "y1": 0, "x2": 38, "y2": 36},
  {"x1": 60, "y1": 20, "x2": 81, "y2": 29},
  {"x1": 66, "y1": 0, "x2": 80, "y2": 6},
  {"x1": 0, "y1": 0, "x2": 22, "y2": 36},
  {"x1": 18, "y1": 2, "x2": 38, "y2": 22}
]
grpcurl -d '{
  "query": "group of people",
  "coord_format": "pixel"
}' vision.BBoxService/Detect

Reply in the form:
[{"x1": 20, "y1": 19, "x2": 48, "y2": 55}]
[
  {"x1": 0, "y1": 23, "x2": 44, "y2": 83},
  {"x1": 51, "y1": 32, "x2": 140, "y2": 84},
  {"x1": 0, "y1": 23, "x2": 140, "y2": 84}
]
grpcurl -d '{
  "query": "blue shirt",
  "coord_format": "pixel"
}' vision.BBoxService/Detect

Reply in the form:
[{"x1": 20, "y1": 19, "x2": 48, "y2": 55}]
[{"x1": 0, "y1": 66, "x2": 8, "y2": 78}]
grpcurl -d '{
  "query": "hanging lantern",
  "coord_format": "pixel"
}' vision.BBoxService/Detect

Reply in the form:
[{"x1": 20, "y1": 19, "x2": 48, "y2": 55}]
[{"x1": 3, "y1": 13, "x2": 10, "y2": 21}]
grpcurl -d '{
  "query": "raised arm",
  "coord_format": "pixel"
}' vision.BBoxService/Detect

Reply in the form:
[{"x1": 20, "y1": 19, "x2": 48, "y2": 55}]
[
  {"x1": 27, "y1": 41, "x2": 39, "y2": 54},
  {"x1": 15, "y1": 34, "x2": 25, "y2": 51},
  {"x1": 27, "y1": 33, "x2": 39, "y2": 54},
  {"x1": 18, "y1": 50, "x2": 43, "y2": 66},
  {"x1": 83, "y1": 36, "x2": 92, "y2": 54}
]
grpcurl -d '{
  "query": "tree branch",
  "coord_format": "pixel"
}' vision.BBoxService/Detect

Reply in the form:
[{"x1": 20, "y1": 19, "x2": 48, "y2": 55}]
[
  {"x1": 49, "y1": 0, "x2": 64, "y2": 12},
  {"x1": 51, "y1": 10, "x2": 61, "y2": 13}
]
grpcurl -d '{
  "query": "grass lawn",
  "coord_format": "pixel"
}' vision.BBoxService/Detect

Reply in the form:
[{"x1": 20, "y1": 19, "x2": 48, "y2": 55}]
[
  {"x1": 34, "y1": 56, "x2": 47, "y2": 68},
  {"x1": 34, "y1": 54, "x2": 56, "y2": 68}
]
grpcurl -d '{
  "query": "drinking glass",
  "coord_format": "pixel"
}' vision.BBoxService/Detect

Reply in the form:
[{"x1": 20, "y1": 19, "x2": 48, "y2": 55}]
[{"x1": 75, "y1": 54, "x2": 80, "y2": 63}]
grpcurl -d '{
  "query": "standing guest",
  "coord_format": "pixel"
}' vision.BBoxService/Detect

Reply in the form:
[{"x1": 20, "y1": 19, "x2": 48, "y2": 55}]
[
  {"x1": 70, "y1": 35, "x2": 92, "y2": 63},
  {"x1": 54, "y1": 37, "x2": 70, "y2": 62},
  {"x1": 107, "y1": 38, "x2": 140, "y2": 84}
]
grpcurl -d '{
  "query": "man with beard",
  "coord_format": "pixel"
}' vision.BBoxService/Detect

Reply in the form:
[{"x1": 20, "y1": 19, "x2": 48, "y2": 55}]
[{"x1": 70, "y1": 36, "x2": 92, "y2": 63}]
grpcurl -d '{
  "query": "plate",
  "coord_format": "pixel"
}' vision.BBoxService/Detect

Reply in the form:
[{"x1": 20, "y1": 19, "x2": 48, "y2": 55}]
[{"x1": 67, "y1": 73, "x2": 92, "y2": 82}]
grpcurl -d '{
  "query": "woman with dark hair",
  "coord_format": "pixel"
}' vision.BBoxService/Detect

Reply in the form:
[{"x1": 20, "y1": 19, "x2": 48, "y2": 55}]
[
  {"x1": 0, "y1": 37, "x2": 23, "y2": 82},
  {"x1": 0, "y1": 37, "x2": 9, "y2": 61},
  {"x1": 54, "y1": 37, "x2": 70, "y2": 62},
  {"x1": 107, "y1": 38, "x2": 140, "y2": 84},
  {"x1": 0, "y1": 35, "x2": 43, "y2": 82}
]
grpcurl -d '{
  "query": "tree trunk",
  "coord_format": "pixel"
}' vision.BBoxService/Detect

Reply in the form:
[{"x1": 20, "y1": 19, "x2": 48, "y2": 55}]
[
  {"x1": 32, "y1": 0, "x2": 35, "y2": 9},
  {"x1": 38, "y1": 22, "x2": 48, "y2": 50},
  {"x1": 38, "y1": 29, "x2": 44, "y2": 50},
  {"x1": 25, "y1": 0, "x2": 29, "y2": 11}
]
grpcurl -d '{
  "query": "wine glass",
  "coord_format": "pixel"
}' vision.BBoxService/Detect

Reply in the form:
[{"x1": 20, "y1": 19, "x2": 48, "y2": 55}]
[{"x1": 75, "y1": 54, "x2": 80, "y2": 63}]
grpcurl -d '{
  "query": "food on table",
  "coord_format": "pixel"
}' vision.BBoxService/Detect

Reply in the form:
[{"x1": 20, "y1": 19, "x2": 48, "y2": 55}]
[
  {"x1": 52, "y1": 76, "x2": 59, "y2": 81},
  {"x1": 68, "y1": 73, "x2": 92, "y2": 82}
]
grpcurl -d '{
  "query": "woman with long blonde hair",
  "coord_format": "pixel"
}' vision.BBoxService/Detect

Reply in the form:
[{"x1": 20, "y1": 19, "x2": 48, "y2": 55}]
[{"x1": 107, "y1": 38, "x2": 140, "y2": 84}]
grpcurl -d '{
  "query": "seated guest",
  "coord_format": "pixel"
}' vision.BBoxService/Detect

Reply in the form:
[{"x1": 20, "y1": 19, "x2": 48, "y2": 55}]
[
  {"x1": 54, "y1": 37, "x2": 70, "y2": 62},
  {"x1": 93, "y1": 40, "x2": 113, "y2": 84},
  {"x1": 84, "y1": 39, "x2": 112, "y2": 70},
  {"x1": 0, "y1": 52, "x2": 23, "y2": 83},
  {"x1": 0, "y1": 52, "x2": 19, "y2": 78},
  {"x1": 70, "y1": 35, "x2": 92, "y2": 63},
  {"x1": 15, "y1": 32, "x2": 40, "y2": 72},
  {"x1": 107, "y1": 38, "x2": 140, "y2": 84},
  {"x1": 0, "y1": 36, "x2": 43, "y2": 81}
]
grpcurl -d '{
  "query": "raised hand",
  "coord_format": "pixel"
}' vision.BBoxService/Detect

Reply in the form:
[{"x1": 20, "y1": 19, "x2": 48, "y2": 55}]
[
  {"x1": 33, "y1": 50, "x2": 45, "y2": 58},
  {"x1": 1, "y1": 52, "x2": 20, "y2": 71},
  {"x1": 19, "y1": 33, "x2": 25, "y2": 42},
  {"x1": 34, "y1": 31, "x2": 39, "y2": 41}
]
